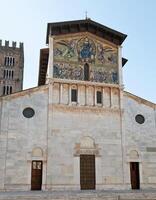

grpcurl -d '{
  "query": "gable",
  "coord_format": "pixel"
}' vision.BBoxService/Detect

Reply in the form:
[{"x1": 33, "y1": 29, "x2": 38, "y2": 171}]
[
  {"x1": 124, "y1": 91, "x2": 156, "y2": 109},
  {"x1": 46, "y1": 19, "x2": 127, "y2": 45},
  {"x1": 38, "y1": 19, "x2": 127, "y2": 86}
]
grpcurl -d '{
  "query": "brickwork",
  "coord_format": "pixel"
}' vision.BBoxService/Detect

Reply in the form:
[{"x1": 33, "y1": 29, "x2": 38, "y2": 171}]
[{"x1": 0, "y1": 40, "x2": 24, "y2": 96}]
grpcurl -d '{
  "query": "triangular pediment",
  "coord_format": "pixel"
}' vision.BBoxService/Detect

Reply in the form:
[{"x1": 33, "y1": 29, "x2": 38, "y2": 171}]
[{"x1": 46, "y1": 19, "x2": 127, "y2": 45}]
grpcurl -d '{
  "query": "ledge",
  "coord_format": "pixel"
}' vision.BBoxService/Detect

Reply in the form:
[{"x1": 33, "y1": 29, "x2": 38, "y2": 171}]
[{"x1": 51, "y1": 78, "x2": 122, "y2": 89}]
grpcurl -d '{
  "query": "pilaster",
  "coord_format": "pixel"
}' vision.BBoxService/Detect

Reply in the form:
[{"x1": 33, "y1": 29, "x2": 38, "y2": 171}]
[
  {"x1": 46, "y1": 36, "x2": 53, "y2": 82},
  {"x1": 118, "y1": 46, "x2": 123, "y2": 87}
]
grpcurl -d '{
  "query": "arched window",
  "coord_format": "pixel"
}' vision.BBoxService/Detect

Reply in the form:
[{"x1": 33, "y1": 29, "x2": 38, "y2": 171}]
[
  {"x1": 3, "y1": 86, "x2": 5, "y2": 95},
  {"x1": 12, "y1": 71, "x2": 14, "y2": 79},
  {"x1": 13, "y1": 58, "x2": 15, "y2": 66},
  {"x1": 3, "y1": 70, "x2": 6, "y2": 78},
  {"x1": 10, "y1": 86, "x2": 12, "y2": 94},
  {"x1": 4, "y1": 57, "x2": 7, "y2": 65},
  {"x1": 84, "y1": 63, "x2": 90, "y2": 81},
  {"x1": 7, "y1": 57, "x2": 9, "y2": 66},
  {"x1": 4, "y1": 56, "x2": 15, "y2": 66},
  {"x1": 7, "y1": 86, "x2": 9, "y2": 95},
  {"x1": 9, "y1": 57, "x2": 12, "y2": 66},
  {"x1": 9, "y1": 71, "x2": 11, "y2": 79},
  {"x1": 6, "y1": 70, "x2": 8, "y2": 78},
  {"x1": 71, "y1": 89, "x2": 77, "y2": 102},
  {"x1": 96, "y1": 91, "x2": 102, "y2": 104}
]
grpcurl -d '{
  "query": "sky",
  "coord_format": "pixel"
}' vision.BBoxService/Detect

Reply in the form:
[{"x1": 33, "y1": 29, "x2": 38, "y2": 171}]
[{"x1": 0, "y1": 0, "x2": 155, "y2": 103}]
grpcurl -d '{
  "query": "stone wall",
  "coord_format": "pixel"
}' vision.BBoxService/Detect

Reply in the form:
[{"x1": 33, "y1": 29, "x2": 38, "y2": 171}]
[
  {"x1": 46, "y1": 106, "x2": 123, "y2": 190},
  {"x1": 123, "y1": 92, "x2": 156, "y2": 189},
  {"x1": 45, "y1": 80, "x2": 123, "y2": 190},
  {"x1": 0, "y1": 86, "x2": 48, "y2": 191},
  {"x1": 0, "y1": 82, "x2": 156, "y2": 191}
]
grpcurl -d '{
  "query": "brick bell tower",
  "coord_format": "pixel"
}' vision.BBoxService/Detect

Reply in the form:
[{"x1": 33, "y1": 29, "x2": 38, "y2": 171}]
[{"x1": 0, "y1": 40, "x2": 24, "y2": 96}]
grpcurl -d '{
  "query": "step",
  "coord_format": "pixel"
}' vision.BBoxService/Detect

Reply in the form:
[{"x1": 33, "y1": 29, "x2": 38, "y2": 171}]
[{"x1": 0, "y1": 190, "x2": 156, "y2": 200}]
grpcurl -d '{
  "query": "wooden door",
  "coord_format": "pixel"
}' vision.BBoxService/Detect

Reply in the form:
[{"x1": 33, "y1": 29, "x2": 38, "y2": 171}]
[
  {"x1": 31, "y1": 161, "x2": 42, "y2": 190},
  {"x1": 130, "y1": 162, "x2": 140, "y2": 189},
  {"x1": 80, "y1": 155, "x2": 95, "y2": 190}
]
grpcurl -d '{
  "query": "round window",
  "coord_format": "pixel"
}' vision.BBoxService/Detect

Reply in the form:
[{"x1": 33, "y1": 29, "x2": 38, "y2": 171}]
[
  {"x1": 135, "y1": 114, "x2": 145, "y2": 124},
  {"x1": 23, "y1": 107, "x2": 35, "y2": 118}
]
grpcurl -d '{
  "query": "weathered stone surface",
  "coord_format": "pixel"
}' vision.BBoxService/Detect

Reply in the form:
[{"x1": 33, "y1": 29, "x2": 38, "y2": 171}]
[
  {"x1": 0, "y1": 23, "x2": 156, "y2": 193},
  {"x1": 0, "y1": 81, "x2": 155, "y2": 191},
  {"x1": 0, "y1": 190, "x2": 156, "y2": 200}
]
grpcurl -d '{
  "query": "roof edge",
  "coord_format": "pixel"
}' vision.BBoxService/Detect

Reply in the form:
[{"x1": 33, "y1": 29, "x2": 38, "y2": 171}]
[
  {"x1": 124, "y1": 91, "x2": 156, "y2": 108},
  {"x1": 0, "y1": 84, "x2": 48, "y2": 101},
  {"x1": 46, "y1": 19, "x2": 127, "y2": 45}
]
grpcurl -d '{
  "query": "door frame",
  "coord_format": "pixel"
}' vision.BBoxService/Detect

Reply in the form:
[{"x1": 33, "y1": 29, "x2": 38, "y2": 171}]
[
  {"x1": 31, "y1": 160, "x2": 43, "y2": 190},
  {"x1": 130, "y1": 162, "x2": 140, "y2": 189},
  {"x1": 80, "y1": 154, "x2": 96, "y2": 190}
]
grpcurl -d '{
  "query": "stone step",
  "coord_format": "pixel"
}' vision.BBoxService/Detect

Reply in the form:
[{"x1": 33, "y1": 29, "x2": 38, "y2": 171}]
[{"x1": 0, "y1": 191, "x2": 156, "y2": 200}]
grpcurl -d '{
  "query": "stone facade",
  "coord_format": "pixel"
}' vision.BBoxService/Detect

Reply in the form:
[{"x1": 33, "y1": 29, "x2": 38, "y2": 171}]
[
  {"x1": 0, "y1": 81, "x2": 155, "y2": 191},
  {"x1": 0, "y1": 19, "x2": 155, "y2": 192},
  {"x1": 0, "y1": 40, "x2": 24, "y2": 96}
]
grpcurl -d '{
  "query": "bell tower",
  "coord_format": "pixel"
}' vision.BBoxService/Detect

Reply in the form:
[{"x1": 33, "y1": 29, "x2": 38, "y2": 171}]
[{"x1": 0, "y1": 40, "x2": 24, "y2": 96}]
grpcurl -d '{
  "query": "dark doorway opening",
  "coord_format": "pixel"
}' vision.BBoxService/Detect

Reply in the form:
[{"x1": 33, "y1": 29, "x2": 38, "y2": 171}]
[
  {"x1": 31, "y1": 161, "x2": 42, "y2": 190},
  {"x1": 80, "y1": 155, "x2": 95, "y2": 190},
  {"x1": 130, "y1": 162, "x2": 140, "y2": 189}
]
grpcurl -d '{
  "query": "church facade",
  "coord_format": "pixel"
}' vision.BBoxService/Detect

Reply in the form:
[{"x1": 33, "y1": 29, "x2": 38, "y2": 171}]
[{"x1": 0, "y1": 19, "x2": 156, "y2": 192}]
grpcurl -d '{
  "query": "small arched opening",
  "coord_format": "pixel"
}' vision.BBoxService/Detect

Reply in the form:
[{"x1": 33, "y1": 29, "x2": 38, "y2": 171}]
[{"x1": 84, "y1": 63, "x2": 90, "y2": 81}]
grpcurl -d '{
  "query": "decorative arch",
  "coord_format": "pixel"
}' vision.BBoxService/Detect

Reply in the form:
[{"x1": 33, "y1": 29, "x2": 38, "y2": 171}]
[
  {"x1": 27, "y1": 147, "x2": 46, "y2": 162},
  {"x1": 126, "y1": 148, "x2": 142, "y2": 163},
  {"x1": 80, "y1": 136, "x2": 95, "y2": 148},
  {"x1": 32, "y1": 147, "x2": 43, "y2": 157},
  {"x1": 74, "y1": 136, "x2": 100, "y2": 156},
  {"x1": 129, "y1": 150, "x2": 139, "y2": 160}
]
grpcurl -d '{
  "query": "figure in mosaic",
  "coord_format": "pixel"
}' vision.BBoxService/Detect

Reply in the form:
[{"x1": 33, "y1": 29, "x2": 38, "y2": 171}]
[
  {"x1": 97, "y1": 44, "x2": 105, "y2": 63},
  {"x1": 54, "y1": 40, "x2": 77, "y2": 60},
  {"x1": 53, "y1": 63, "x2": 83, "y2": 80},
  {"x1": 97, "y1": 44, "x2": 117, "y2": 66},
  {"x1": 104, "y1": 46, "x2": 117, "y2": 65},
  {"x1": 77, "y1": 37, "x2": 96, "y2": 63},
  {"x1": 111, "y1": 72, "x2": 118, "y2": 83},
  {"x1": 92, "y1": 70, "x2": 108, "y2": 83}
]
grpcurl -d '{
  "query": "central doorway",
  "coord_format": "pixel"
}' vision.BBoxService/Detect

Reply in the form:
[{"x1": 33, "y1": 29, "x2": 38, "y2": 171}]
[
  {"x1": 80, "y1": 155, "x2": 95, "y2": 190},
  {"x1": 31, "y1": 161, "x2": 42, "y2": 190},
  {"x1": 130, "y1": 162, "x2": 140, "y2": 189}
]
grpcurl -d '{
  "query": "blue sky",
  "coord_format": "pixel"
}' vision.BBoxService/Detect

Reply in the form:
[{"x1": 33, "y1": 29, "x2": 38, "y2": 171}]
[{"x1": 0, "y1": 0, "x2": 155, "y2": 102}]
